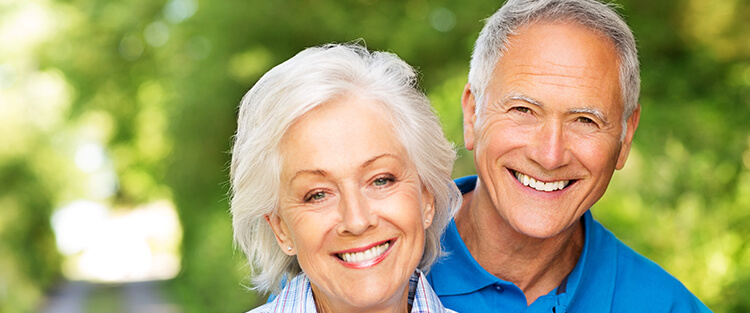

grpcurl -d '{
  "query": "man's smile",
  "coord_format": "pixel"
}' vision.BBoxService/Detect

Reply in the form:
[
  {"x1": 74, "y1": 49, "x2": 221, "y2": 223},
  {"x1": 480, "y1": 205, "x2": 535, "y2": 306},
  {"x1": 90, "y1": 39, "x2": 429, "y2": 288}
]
[{"x1": 511, "y1": 169, "x2": 574, "y2": 192}]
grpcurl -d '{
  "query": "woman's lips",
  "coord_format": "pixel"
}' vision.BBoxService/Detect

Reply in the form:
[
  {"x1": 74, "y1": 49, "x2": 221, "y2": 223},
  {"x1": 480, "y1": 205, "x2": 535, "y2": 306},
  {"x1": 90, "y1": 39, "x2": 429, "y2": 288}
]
[{"x1": 333, "y1": 238, "x2": 395, "y2": 269}]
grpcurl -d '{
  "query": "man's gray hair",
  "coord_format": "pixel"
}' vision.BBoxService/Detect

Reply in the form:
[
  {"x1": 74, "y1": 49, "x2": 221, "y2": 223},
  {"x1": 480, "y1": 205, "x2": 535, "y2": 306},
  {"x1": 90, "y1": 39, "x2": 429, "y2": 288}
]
[
  {"x1": 230, "y1": 43, "x2": 461, "y2": 294},
  {"x1": 468, "y1": 0, "x2": 640, "y2": 127}
]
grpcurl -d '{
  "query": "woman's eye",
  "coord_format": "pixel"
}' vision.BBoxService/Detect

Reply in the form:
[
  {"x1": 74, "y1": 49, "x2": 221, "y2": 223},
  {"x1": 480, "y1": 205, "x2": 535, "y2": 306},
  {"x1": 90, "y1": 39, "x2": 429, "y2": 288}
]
[
  {"x1": 372, "y1": 175, "x2": 395, "y2": 187},
  {"x1": 304, "y1": 191, "x2": 327, "y2": 202}
]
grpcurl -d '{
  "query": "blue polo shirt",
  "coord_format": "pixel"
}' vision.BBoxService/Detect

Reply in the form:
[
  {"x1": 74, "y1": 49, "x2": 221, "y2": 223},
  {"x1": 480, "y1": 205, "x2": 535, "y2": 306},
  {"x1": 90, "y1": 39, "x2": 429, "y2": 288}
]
[{"x1": 426, "y1": 176, "x2": 711, "y2": 312}]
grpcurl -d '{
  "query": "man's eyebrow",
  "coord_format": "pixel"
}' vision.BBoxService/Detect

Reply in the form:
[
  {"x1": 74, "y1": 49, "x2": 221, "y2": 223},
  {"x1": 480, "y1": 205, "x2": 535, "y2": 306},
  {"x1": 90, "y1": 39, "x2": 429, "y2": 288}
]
[
  {"x1": 504, "y1": 93, "x2": 543, "y2": 108},
  {"x1": 504, "y1": 92, "x2": 611, "y2": 126},
  {"x1": 569, "y1": 108, "x2": 610, "y2": 126}
]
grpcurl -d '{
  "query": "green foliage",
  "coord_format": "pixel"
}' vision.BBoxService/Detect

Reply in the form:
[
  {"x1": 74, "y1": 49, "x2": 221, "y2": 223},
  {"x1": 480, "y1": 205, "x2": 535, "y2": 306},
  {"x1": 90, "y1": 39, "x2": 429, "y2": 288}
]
[
  {"x1": 0, "y1": 151, "x2": 63, "y2": 311},
  {"x1": 1, "y1": 0, "x2": 748, "y2": 312}
]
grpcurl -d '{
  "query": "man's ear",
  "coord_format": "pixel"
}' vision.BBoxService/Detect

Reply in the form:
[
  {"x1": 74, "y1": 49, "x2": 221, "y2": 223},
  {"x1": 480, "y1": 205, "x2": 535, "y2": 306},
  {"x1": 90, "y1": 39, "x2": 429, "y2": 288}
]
[
  {"x1": 616, "y1": 104, "x2": 641, "y2": 170},
  {"x1": 462, "y1": 83, "x2": 478, "y2": 151},
  {"x1": 264, "y1": 213, "x2": 296, "y2": 255}
]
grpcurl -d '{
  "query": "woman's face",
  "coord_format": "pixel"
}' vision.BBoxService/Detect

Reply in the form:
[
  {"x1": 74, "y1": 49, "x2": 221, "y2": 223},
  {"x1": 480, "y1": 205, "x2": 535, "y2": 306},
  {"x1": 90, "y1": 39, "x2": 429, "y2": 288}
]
[{"x1": 267, "y1": 95, "x2": 435, "y2": 312}]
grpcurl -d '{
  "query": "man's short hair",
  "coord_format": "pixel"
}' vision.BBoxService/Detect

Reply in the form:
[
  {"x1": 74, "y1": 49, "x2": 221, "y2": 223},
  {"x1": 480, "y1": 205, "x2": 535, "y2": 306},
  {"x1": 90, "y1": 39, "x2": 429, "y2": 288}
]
[{"x1": 468, "y1": 0, "x2": 640, "y2": 131}]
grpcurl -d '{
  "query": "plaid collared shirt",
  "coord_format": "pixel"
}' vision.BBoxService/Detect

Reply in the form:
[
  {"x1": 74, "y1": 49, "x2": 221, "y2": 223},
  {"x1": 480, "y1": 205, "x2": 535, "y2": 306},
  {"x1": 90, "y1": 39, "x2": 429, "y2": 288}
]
[{"x1": 249, "y1": 270, "x2": 456, "y2": 313}]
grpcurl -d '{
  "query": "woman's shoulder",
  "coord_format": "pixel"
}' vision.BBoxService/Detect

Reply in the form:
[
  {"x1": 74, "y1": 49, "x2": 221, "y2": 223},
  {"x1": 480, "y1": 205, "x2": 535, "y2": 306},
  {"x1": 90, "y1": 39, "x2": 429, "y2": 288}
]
[
  {"x1": 246, "y1": 273, "x2": 316, "y2": 313},
  {"x1": 245, "y1": 302, "x2": 272, "y2": 313}
]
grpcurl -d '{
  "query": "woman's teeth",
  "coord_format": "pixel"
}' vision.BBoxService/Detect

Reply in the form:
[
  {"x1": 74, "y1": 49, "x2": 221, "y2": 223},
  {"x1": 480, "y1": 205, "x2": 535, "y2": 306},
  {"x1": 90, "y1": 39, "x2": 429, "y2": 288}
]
[
  {"x1": 338, "y1": 242, "x2": 389, "y2": 263},
  {"x1": 514, "y1": 171, "x2": 569, "y2": 192}
]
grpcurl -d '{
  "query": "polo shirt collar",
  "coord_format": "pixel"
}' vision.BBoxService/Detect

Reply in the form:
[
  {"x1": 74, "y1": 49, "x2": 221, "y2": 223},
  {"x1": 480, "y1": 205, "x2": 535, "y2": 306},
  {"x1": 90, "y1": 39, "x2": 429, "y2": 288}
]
[
  {"x1": 430, "y1": 176, "x2": 618, "y2": 310},
  {"x1": 565, "y1": 211, "x2": 617, "y2": 311},
  {"x1": 429, "y1": 218, "x2": 502, "y2": 295}
]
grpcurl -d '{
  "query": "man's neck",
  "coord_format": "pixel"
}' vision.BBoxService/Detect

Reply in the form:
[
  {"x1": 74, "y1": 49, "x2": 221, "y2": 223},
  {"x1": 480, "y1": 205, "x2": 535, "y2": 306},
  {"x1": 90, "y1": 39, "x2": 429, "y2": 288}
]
[{"x1": 454, "y1": 182, "x2": 584, "y2": 305}]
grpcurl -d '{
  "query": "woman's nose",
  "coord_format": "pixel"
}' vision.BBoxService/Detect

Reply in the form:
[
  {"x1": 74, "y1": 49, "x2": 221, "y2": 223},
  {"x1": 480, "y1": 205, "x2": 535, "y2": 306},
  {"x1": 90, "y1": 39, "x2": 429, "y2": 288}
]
[{"x1": 336, "y1": 190, "x2": 377, "y2": 236}]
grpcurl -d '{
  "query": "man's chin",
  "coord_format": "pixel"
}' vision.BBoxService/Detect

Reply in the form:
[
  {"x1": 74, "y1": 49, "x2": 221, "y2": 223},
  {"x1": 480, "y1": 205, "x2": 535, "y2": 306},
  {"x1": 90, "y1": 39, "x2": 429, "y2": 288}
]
[{"x1": 508, "y1": 211, "x2": 582, "y2": 240}]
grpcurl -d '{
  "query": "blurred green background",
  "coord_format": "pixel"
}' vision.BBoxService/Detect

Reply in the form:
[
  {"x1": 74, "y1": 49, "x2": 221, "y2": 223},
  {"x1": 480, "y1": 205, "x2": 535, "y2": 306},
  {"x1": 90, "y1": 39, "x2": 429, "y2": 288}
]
[{"x1": 1, "y1": 0, "x2": 749, "y2": 312}]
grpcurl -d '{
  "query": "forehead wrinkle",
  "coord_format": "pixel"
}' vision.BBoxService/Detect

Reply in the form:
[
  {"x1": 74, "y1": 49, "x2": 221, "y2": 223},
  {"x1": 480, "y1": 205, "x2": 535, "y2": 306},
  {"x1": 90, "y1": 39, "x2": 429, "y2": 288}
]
[
  {"x1": 532, "y1": 73, "x2": 608, "y2": 90},
  {"x1": 506, "y1": 60, "x2": 613, "y2": 86}
]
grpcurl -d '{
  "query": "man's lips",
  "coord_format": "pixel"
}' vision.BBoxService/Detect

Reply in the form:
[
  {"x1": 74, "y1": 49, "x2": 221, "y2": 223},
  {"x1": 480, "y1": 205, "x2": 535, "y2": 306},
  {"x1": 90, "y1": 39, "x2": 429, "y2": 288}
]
[{"x1": 511, "y1": 169, "x2": 575, "y2": 192}]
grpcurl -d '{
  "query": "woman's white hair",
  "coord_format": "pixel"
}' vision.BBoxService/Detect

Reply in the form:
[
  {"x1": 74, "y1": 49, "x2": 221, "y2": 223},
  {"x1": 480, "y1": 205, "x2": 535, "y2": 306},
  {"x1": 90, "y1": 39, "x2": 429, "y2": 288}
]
[
  {"x1": 230, "y1": 43, "x2": 461, "y2": 294},
  {"x1": 469, "y1": 0, "x2": 640, "y2": 136}
]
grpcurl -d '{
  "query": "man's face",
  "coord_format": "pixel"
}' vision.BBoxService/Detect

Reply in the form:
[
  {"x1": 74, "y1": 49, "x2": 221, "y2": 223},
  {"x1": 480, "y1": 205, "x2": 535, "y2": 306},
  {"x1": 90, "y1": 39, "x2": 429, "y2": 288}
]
[{"x1": 462, "y1": 21, "x2": 640, "y2": 239}]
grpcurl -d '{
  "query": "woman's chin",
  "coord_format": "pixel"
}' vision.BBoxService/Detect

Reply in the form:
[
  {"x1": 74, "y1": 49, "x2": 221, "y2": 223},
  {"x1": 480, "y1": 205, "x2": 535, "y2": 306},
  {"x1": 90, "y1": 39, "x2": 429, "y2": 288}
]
[{"x1": 313, "y1": 280, "x2": 409, "y2": 312}]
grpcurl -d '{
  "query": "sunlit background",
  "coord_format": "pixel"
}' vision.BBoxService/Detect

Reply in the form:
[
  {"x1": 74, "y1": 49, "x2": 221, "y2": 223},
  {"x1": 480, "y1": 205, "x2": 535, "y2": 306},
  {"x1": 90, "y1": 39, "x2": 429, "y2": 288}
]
[
  {"x1": 1, "y1": 0, "x2": 749, "y2": 312},
  {"x1": 51, "y1": 200, "x2": 181, "y2": 282}
]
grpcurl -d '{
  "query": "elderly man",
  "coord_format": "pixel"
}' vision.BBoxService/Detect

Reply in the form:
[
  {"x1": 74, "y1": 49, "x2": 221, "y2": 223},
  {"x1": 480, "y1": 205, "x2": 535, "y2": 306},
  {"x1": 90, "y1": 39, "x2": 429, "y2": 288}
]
[{"x1": 425, "y1": 0, "x2": 710, "y2": 312}]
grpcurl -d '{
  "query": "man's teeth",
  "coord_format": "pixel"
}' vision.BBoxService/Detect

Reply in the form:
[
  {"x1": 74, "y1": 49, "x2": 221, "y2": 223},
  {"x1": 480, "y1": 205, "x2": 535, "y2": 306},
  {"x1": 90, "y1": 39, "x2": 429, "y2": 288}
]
[
  {"x1": 514, "y1": 171, "x2": 569, "y2": 192},
  {"x1": 338, "y1": 242, "x2": 389, "y2": 263}
]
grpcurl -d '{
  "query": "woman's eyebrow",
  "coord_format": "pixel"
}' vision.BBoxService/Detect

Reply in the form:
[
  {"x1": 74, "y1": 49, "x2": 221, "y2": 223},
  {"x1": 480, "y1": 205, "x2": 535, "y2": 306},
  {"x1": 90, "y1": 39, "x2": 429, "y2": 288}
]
[
  {"x1": 288, "y1": 154, "x2": 399, "y2": 183},
  {"x1": 290, "y1": 169, "x2": 327, "y2": 184},
  {"x1": 361, "y1": 153, "x2": 397, "y2": 169}
]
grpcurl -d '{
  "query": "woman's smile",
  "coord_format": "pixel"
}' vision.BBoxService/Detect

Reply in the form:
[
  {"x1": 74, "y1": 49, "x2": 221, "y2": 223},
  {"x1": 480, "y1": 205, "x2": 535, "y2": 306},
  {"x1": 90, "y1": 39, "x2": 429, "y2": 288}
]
[{"x1": 334, "y1": 238, "x2": 395, "y2": 269}]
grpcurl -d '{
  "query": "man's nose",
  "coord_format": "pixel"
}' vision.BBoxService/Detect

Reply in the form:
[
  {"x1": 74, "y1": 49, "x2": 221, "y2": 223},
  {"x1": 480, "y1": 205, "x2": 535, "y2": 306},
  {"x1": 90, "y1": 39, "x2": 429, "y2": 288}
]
[
  {"x1": 336, "y1": 189, "x2": 377, "y2": 236},
  {"x1": 529, "y1": 121, "x2": 570, "y2": 170}
]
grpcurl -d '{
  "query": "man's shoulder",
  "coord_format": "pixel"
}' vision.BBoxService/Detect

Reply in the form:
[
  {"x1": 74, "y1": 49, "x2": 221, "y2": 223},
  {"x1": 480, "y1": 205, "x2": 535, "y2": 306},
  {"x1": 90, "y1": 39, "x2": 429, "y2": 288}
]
[
  {"x1": 590, "y1": 218, "x2": 711, "y2": 311},
  {"x1": 615, "y1": 243, "x2": 709, "y2": 311},
  {"x1": 454, "y1": 175, "x2": 477, "y2": 195},
  {"x1": 607, "y1": 233, "x2": 679, "y2": 283},
  {"x1": 614, "y1": 242, "x2": 692, "y2": 293}
]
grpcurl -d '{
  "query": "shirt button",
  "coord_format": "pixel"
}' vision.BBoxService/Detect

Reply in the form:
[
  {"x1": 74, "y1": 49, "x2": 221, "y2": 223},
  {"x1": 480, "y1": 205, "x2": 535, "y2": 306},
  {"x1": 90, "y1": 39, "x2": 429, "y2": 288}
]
[{"x1": 494, "y1": 285, "x2": 504, "y2": 292}]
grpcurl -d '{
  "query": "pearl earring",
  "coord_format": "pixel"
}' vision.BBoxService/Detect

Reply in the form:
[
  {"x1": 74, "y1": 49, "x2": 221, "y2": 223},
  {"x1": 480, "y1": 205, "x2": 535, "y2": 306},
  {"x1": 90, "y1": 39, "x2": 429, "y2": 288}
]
[{"x1": 287, "y1": 246, "x2": 292, "y2": 251}]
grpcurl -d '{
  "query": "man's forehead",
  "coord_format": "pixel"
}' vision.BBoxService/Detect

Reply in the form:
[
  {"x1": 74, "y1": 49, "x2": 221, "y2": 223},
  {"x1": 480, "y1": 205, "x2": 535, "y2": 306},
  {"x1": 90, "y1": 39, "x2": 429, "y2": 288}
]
[
  {"x1": 502, "y1": 25, "x2": 618, "y2": 69},
  {"x1": 486, "y1": 21, "x2": 623, "y2": 110},
  {"x1": 498, "y1": 62, "x2": 618, "y2": 90}
]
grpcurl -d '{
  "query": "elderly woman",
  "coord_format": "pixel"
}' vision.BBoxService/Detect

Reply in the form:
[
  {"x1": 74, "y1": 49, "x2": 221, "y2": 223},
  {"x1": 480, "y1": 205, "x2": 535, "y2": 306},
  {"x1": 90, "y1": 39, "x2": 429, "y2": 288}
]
[{"x1": 230, "y1": 44, "x2": 460, "y2": 313}]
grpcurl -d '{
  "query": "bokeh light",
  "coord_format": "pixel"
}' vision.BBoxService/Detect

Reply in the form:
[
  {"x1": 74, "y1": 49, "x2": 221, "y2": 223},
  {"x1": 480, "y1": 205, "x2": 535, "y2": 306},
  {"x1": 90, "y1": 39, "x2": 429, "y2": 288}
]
[{"x1": 52, "y1": 200, "x2": 182, "y2": 283}]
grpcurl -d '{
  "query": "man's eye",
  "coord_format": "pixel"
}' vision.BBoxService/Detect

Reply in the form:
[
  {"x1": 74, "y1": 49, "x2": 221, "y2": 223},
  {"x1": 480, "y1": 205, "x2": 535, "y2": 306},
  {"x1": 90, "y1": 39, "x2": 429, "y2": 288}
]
[
  {"x1": 577, "y1": 116, "x2": 595, "y2": 124},
  {"x1": 513, "y1": 107, "x2": 531, "y2": 114},
  {"x1": 305, "y1": 191, "x2": 327, "y2": 202}
]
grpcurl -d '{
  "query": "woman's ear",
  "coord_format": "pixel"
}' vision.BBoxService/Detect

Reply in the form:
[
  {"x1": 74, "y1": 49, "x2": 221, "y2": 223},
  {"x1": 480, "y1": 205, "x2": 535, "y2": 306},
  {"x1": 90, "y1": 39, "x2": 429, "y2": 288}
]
[
  {"x1": 264, "y1": 213, "x2": 296, "y2": 255},
  {"x1": 422, "y1": 187, "x2": 436, "y2": 229}
]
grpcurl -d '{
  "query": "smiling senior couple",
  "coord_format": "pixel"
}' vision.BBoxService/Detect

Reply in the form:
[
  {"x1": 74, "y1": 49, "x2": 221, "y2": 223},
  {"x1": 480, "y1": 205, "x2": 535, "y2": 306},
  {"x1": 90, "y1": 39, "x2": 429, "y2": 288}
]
[{"x1": 228, "y1": 0, "x2": 711, "y2": 312}]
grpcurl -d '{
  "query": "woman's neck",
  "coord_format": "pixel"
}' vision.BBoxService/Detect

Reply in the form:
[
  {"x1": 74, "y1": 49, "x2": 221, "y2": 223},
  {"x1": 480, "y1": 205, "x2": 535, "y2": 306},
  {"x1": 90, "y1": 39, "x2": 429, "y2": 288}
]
[{"x1": 311, "y1": 282, "x2": 412, "y2": 313}]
